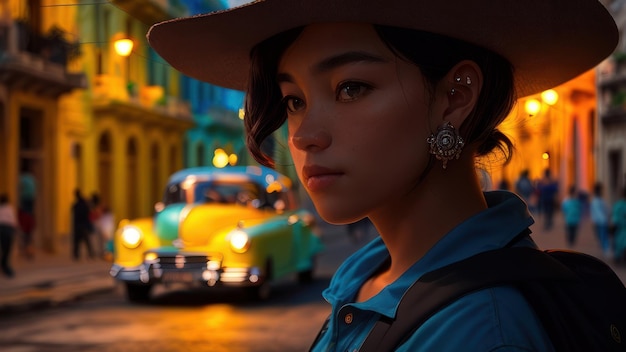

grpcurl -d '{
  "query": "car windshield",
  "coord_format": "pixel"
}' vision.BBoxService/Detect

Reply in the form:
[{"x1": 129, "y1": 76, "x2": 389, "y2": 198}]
[{"x1": 162, "y1": 180, "x2": 289, "y2": 210}]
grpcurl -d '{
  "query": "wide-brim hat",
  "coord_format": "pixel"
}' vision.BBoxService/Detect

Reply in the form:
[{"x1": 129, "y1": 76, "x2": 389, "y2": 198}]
[{"x1": 148, "y1": 0, "x2": 618, "y2": 98}]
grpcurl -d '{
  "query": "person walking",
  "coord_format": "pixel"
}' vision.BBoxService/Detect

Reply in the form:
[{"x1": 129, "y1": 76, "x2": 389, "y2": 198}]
[
  {"x1": 561, "y1": 185, "x2": 583, "y2": 248},
  {"x1": 71, "y1": 189, "x2": 94, "y2": 261},
  {"x1": 17, "y1": 207, "x2": 35, "y2": 260},
  {"x1": 89, "y1": 193, "x2": 105, "y2": 258},
  {"x1": 146, "y1": 0, "x2": 617, "y2": 349},
  {"x1": 0, "y1": 193, "x2": 18, "y2": 277},
  {"x1": 538, "y1": 169, "x2": 559, "y2": 230},
  {"x1": 515, "y1": 169, "x2": 535, "y2": 212},
  {"x1": 612, "y1": 188, "x2": 626, "y2": 264},
  {"x1": 590, "y1": 182, "x2": 611, "y2": 257}
]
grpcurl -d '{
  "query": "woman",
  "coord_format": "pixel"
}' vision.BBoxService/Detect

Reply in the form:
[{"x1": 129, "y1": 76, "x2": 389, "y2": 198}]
[{"x1": 147, "y1": 0, "x2": 617, "y2": 350}]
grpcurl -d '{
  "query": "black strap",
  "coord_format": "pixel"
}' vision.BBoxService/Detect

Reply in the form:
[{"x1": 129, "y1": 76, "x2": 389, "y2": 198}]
[{"x1": 359, "y1": 246, "x2": 578, "y2": 351}]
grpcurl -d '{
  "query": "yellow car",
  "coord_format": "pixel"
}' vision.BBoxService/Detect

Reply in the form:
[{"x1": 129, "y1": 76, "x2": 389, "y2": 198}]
[{"x1": 109, "y1": 165, "x2": 322, "y2": 302}]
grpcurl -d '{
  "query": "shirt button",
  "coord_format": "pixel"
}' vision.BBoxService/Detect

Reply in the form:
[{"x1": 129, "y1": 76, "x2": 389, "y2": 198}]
[{"x1": 344, "y1": 313, "x2": 353, "y2": 324}]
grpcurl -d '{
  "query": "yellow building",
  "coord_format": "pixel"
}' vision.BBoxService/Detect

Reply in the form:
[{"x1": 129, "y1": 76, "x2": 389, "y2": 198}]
[
  {"x1": 492, "y1": 69, "x2": 600, "y2": 199},
  {"x1": 0, "y1": 0, "x2": 192, "y2": 253}
]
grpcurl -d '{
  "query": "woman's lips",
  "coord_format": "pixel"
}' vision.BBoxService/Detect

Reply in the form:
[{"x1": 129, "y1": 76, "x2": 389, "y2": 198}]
[{"x1": 302, "y1": 165, "x2": 343, "y2": 192}]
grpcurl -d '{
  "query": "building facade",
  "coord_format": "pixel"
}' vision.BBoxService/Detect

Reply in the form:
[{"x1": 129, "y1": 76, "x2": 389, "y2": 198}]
[
  {"x1": 497, "y1": 70, "x2": 600, "y2": 200},
  {"x1": 598, "y1": 0, "x2": 626, "y2": 204},
  {"x1": 0, "y1": 0, "x2": 194, "y2": 253}
]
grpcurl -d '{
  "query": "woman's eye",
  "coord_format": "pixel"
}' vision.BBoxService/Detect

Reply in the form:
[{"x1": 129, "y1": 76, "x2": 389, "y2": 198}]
[
  {"x1": 337, "y1": 82, "x2": 370, "y2": 102},
  {"x1": 283, "y1": 96, "x2": 305, "y2": 113}
]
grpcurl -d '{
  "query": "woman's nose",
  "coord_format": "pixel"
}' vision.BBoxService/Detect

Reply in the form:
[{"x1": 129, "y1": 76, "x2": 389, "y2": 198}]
[
  {"x1": 291, "y1": 130, "x2": 332, "y2": 152},
  {"x1": 290, "y1": 110, "x2": 332, "y2": 152}
]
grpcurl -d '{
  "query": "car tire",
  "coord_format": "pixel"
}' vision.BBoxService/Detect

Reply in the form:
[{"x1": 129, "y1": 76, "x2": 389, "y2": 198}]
[
  {"x1": 125, "y1": 282, "x2": 152, "y2": 303},
  {"x1": 297, "y1": 256, "x2": 316, "y2": 283},
  {"x1": 246, "y1": 259, "x2": 272, "y2": 301}
]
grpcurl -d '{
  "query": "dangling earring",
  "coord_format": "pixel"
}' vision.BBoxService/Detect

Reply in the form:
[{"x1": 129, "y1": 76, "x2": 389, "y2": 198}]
[{"x1": 427, "y1": 122, "x2": 465, "y2": 169}]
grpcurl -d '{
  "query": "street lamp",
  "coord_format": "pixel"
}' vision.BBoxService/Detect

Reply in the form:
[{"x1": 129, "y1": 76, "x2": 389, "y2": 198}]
[
  {"x1": 525, "y1": 89, "x2": 559, "y2": 116},
  {"x1": 114, "y1": 38, "x2": 133, "y2": 57}
]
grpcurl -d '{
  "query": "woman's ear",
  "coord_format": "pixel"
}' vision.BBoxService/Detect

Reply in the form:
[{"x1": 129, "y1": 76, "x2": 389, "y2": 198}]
[{"x1": 438, "y1": 60, "x2": 483, "y2": 128}]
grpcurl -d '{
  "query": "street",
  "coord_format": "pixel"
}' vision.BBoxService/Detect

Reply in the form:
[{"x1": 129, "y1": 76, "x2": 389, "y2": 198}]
[
  {"x1": 0, "y1": 278, "x2": 332, "y2": 352},
  {"x1": 0, "y1": 215, "x2": 624, "y2": 352},
  {"x1": 0, "y1": 224, "x2": 365, "y2": 352}
]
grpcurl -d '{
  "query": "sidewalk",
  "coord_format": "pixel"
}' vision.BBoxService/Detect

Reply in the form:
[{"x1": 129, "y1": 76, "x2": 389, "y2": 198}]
[
  {"x1": 1, "y1": 215, "x2": 624, "y2": 316},
  {"x1": 529, "y1": 212, "x2": 626, "y2": 284},
  {"x1": 0, "y1": 238, "x2": 115, "y2": 315}
]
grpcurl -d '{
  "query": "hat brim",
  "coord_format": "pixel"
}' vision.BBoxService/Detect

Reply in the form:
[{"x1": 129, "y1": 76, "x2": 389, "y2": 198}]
[{"x1": 148, "y1": 0, "x2": 618, "y2": 97}]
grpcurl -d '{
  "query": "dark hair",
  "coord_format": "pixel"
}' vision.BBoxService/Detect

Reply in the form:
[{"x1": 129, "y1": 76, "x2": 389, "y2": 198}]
[
  {"x1": 246, "y1": 25, "x2": 516, "y2": 167},
  {"x1": 0, "y1": 193, "x2": 8, "y2": 204}
]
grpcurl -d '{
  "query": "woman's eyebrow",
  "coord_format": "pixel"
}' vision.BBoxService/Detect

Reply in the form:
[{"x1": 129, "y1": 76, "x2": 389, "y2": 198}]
[
  {"x1": 313, "y1": 51, "x2": 389, "y2": 74},
  {"x1": 276, "y1": 51, "x2": 388, "y2": 84}
]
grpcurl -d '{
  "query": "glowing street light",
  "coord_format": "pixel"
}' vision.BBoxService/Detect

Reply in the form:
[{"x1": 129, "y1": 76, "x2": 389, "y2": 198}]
[
  {"x1": 541, "y1": 89, "x2": 559, "y2": 106},
  {"x1": 525, "y1": 89, "x2": 559, "y2": 116},
  {"x1": 213, "y1": 148, "x2": 229, "y2": 168},
  {"x1": 525, "y1": 99, "x2": 541, "y2": 116},
  {"x1": 114, "y1": 38, "x2": 134, "y2": 57}
]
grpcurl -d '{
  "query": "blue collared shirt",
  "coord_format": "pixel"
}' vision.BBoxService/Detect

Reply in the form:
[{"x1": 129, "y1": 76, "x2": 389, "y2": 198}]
[{"x1": 312, "y1": 191, "x2": 554, "y2": 352}]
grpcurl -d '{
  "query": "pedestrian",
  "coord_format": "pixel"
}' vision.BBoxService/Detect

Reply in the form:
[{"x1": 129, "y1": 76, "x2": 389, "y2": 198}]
[
  {"x1": 146, "y1": 0, "x2": 617, "y2": 350},
  {"x1": 537, "y1": 168, "x2": 559, "y2": 231},
  {"x1": 17, "y1": 207, "x2": 35, "y2": 260},
  {"x1": 18, "y1": 161, "x2": 36, "y2": 214},
  {"x1": 0, "y1": 193, "x2": 18, "y2": 277},
  {"x1": 612, "y1": 187, "x2": 626, "y2": 264},
  {"x1": 98, "y1": 206, "x2": 115, "y2": 261},
  {"x1": 89, "y1": 193, "x2": 105, "y2": 258},
  {"x1": 561, "y1": 185, "x2": 583, "y2": 248},
  {"x1": 18, "y1": 160, "x2": 36, "y2": 256},
  {"x1": 590, "y1": 182, "x2": 611, "y2": 257},
  {"x1": 71, "y1": 189, "x2": 94, "y2": 261},
  {"x1": 515, "y1": 169, "x2": 535, "y2": 212},
  {"x1": 497, "y1": 178, "x2": 510, "y2": 191}
]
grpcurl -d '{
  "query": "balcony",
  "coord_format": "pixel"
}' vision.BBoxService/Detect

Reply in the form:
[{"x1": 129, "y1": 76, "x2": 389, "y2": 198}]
[
  {"x1": 93, "y1": 74, "x2": 193, "y2": 128},
  {"x1": 0, "y1": 21, "x2": 86, "y2": 98},
  {"x1": 601, "y1": 105, "x2": 626, "y2": 125}
]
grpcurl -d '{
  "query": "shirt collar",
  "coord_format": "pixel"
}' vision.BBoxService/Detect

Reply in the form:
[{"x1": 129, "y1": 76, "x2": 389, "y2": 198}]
[{"x1": 323, "y1": 191, "x2": 535, "y2": 318}]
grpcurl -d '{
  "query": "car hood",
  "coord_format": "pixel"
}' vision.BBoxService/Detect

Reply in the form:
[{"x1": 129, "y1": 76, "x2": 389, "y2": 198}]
[{"x1": 156, "y1": 203, "x2": 269, "y2": 247}]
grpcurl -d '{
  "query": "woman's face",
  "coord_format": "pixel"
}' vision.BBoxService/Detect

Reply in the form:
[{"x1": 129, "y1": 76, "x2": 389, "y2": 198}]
[{"x1": 277, "y1": 23, "x2": 438, "y2": 224}]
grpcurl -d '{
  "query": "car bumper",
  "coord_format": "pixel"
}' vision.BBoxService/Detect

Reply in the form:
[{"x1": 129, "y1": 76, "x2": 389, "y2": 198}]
[{"x1": 110, "y1": 254, "x2": 265, "y2": 287}]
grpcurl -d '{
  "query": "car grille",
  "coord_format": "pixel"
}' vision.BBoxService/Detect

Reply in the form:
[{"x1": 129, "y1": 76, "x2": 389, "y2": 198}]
[{"x1": 157, "y1": 255, "x2": 210, "y2": 270}]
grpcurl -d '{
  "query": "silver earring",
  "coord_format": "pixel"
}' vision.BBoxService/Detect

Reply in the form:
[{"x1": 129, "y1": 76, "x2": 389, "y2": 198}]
[
  {"x1": 455, "y1": 76, "x2": 461, "y2": 83},
  {"x1": 466, "y1": 76, "x2": 472, "y2": 85},
  {"x1": 450, "y1": 88, "x2": 456, "y2": 96},
  {"x1": 427, "y1": 122, "x2": 465, "y2": 169}
]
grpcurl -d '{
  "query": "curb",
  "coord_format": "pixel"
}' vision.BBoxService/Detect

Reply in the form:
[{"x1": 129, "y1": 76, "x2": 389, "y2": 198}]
[{"x1": 0, "y1": 273, "x2": 116, "y2": 316}]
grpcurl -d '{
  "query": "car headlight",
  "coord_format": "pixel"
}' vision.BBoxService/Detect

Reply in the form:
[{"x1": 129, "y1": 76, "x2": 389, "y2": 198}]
[
  {"x1": 229, "y1": 229, "x2": 250, "y2": 253},
  {"x1": 121, "y1": 226, "x2": 143, "y2": 249}
]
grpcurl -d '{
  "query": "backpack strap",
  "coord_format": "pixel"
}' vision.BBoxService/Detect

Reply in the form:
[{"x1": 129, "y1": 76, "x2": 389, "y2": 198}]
[{"x1": 359, "y1": 246, "x2": 579, "y2": 351}]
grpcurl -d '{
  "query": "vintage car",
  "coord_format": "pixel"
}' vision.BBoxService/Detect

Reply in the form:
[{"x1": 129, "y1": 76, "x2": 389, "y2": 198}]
[{"x1": 109, "y1": 165, "x2": 323, "y2": 302}]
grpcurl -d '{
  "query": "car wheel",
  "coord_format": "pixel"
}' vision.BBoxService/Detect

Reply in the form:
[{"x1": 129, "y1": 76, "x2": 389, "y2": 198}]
[
  {"x1": 125, "y1": 282, "x2": 152, "y2": 303},
  {"x1": 246, "y1": 259, "x2": 272, "y2": 301},
  {"x1": 297, "y1": 256, "x2": 316, "y2": 283}
]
